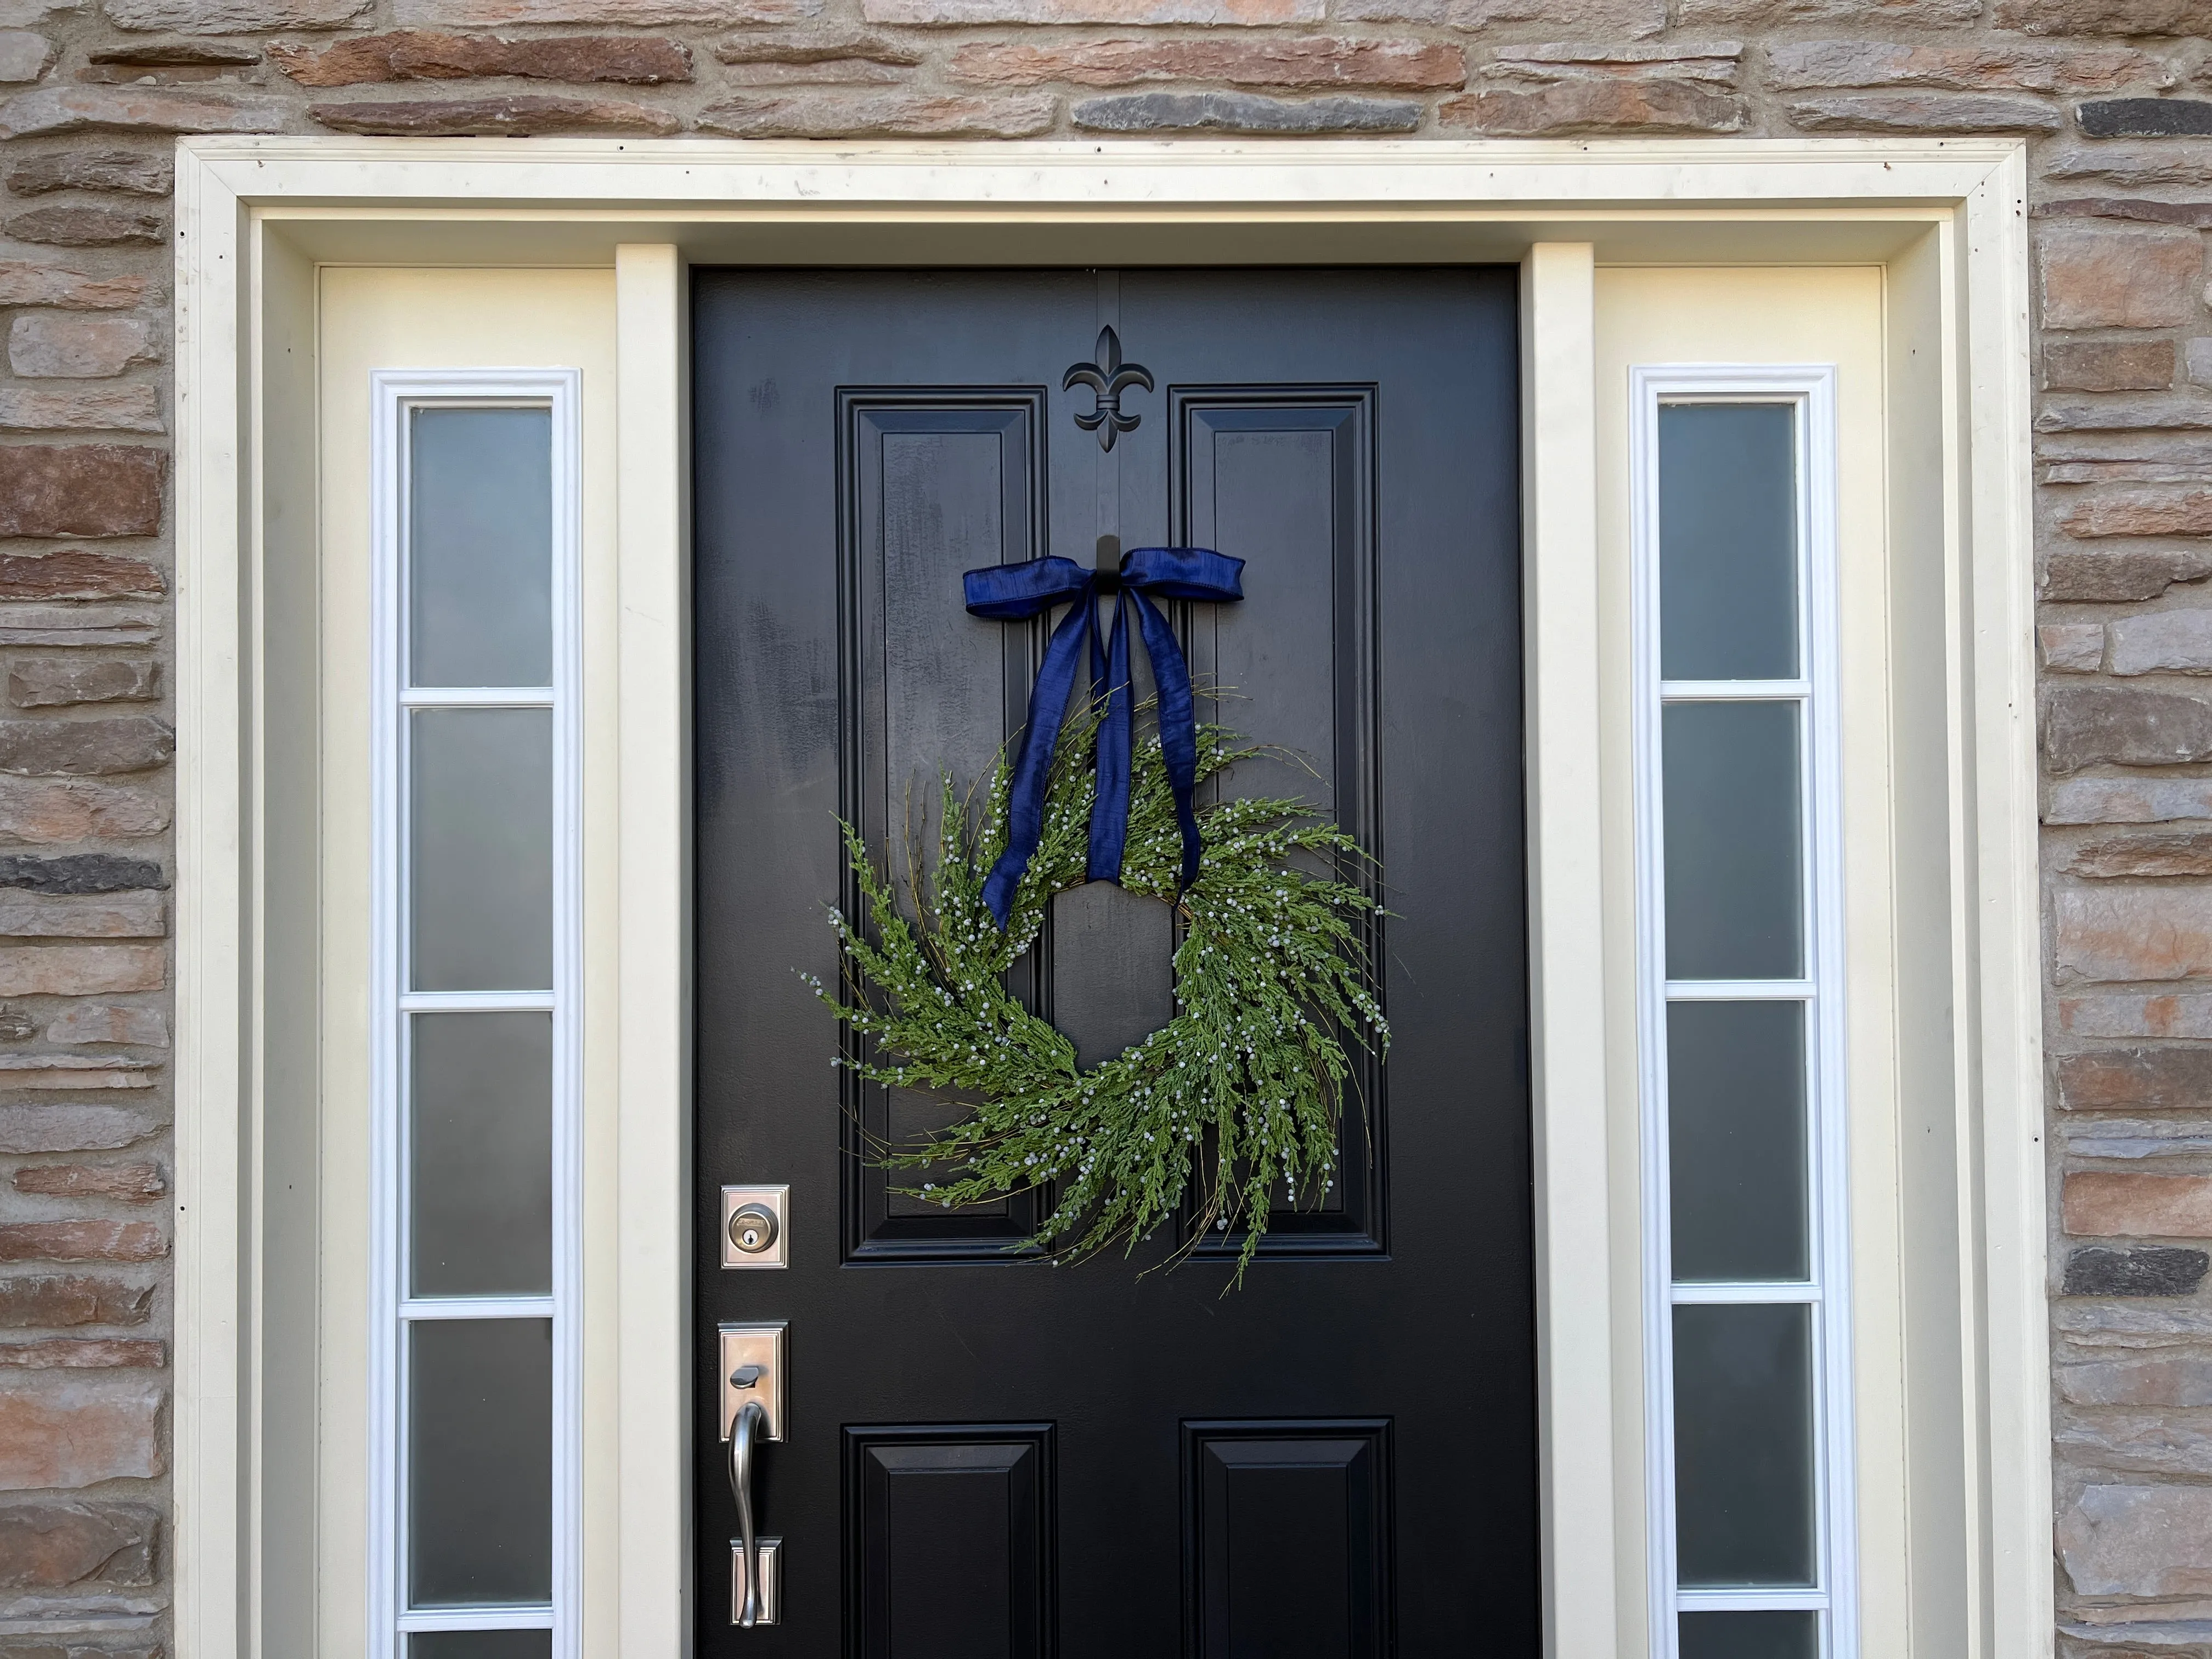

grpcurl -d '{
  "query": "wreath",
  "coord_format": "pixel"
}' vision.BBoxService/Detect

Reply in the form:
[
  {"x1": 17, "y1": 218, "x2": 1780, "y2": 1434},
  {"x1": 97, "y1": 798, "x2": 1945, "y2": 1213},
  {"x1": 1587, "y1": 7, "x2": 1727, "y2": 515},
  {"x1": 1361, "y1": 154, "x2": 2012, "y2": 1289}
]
[{"x1": 809, "y1": 708, "x2": 1388, "y2": 1278}]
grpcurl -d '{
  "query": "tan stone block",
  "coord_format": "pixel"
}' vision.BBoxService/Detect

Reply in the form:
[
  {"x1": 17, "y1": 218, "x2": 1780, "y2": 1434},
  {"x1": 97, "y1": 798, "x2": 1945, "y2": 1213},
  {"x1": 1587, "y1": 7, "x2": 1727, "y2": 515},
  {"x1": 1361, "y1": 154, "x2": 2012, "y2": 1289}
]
[
  {"x1": 712, "y1": 28, "x2": 918, "y2": 63},
  {"x1": 0, "y1": 1102, "x2": 160, "y2": 1153},
  {"x1": 0, "y1": 1498, "x2": 158, "y2": 1588},
  {"x1": 2056, "y1": 1045, "x2": 2212, "y2": 1108},
  {"x1": 1769, "y1": 40, "x2": 2166, "y2": 91},
  {"x1": 2059, "y1": 1355, "x2": 2212, "y2": 1406},
  {"x1": 0, "y1": 718, "x2": 172, "y2": 777},
  {"x1": 0, "y1": 1373, "x2": 161, "y2": 1488},
  {"x1": 2058, "y1": 1485, "x2": 2212, "y2": 1609},
  {"x1": 1786, "y1": 91, "x2": 2060, "y2": 130},
  {"x1": 2041, "y1": 621, "x2": 2104, "y2": 670},
  {"x1": 0, "y1": 263, "x2": 143, "y2": 313},
  {"x1": 2, "y1": 205, "x2": 163, "y2": 248},
  {"x1": 2066, "y1": 830, "x2": 2212, "y2": 877},
  {"x1": 5, "y1": 148, "x2": 172, "y2": 197},
  {"x1": 0, "y1": 1221, "x2": 165, "y2": 1263},
  {"x1": 2041, "y1": 227, "x2": 2205, "y2": 330},
  {"x1": 269, "y1": 29, "x2": 692, "y2": 85},
  {"x1": 2061, "y1": 992, "x2": 2212, "y2": 1036},
  {"x1": 718, "y1": 57, "x2": 902, "y2": 81},
  {"x1": 0, "y1": 386, "x2": 164, "y2": 433},
  {"x1": 9, "y1": 659, "x2": 160, "y2": 710},
  {"x1": 1486, "y1": 40, "x2": 1740, "y2": 83},
  {"x1": 1339, "y1": 0, "x2": 1661, "y2": 25},
  {"x1": 2064, "y1": 489, "x2": 2212, "y2": 538},
  {"x1": 2112, "y1": 608, "x2": 2212, "y2": 674},
  {"x1": 0, "y1": 29, "x2": 48, "y2": 81},
  {"x1": 104, "y1": 0, "x2": 366, "y2": 25},
  {"x1": 0, "y1": 555, "x2": 161, "y2": 603},
  {"x1": 0, "y1": 776, "x2": 168, "y2": 842},
  {"x1": 0, "y1": 889, "x2": 162, "y2": 938},
  {"x1": 2055, "y1": 885, "x2": 2212, "y2": 981},
  {"x1": 0, "y1": 1337, "x2": 163, "y2": 1365},
  {"x1": 2039, "y1": 392, "x2": 2212, "y2": 432},
  {"x1": 2049, "y1": 776, "x2": 2212, "y2": 823},
  {"x1": 13, "y1": 1160, "x2": 164, "y2": 1198},
  {"x1": 865, "y1": 0, "x2": 1314, "y2": 21},
  {"x1": 399, "y1": 0, "x2": 815, "y2": 23},
  {"x1": 0, "y1": 447, "x2": 160, "y2": 539},
  {"x1": 700, "y1": 89, "x2": 1054, "y2": 134},
  {"x1": 309, "y1": 92, "x2": 680, "y2": 134},
  {"x1": 0, "y1": 607, "x2": 160, "y2": 647},
  {"x1": 2046, "y1": 339, "x2": 2177, "y2": 391},
  {"x1": 8, "y1": 315, "x2": 156, "y2": 380},
  {"x1": 1680, "y1": 0, "x2": 1973, "y2": 18},
  {"x1": 0, "y1": 946, "x2": 162, "y2": 996},
  {"x1": 0, "y1": 83, "x2": 286, "y2": 135},
  {"x1": 2044, "y1": 686, "x2": 2212, "y2": 771},
  {"x1": 0, "y1": 1273, "x2": 153, "y2": 1327},
  {"x1": 2045, "y1": 547, "x2": 2212, "y2": 601},
  {"x1": 2067, "y1": 1171, "x2": 2212, "y2": 1236},
  {"x1": 1995, "y1": 0, "x2": 2212, "y2": 33},
  {"x1": 1439, "y1": 78, "x2": 1743, "y2": 132},
  {"x1": 949, "y1": 36, "x2": 1464, "y2": 88}
]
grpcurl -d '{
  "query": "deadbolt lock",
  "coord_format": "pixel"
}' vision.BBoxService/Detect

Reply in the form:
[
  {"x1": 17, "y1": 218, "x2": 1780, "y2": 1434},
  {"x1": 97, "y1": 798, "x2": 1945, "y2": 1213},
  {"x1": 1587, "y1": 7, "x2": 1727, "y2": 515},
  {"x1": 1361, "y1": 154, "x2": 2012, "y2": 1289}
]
[
  {"x1": 720, "y1": 1185, "x2": 789, "y2": 1269},
  {"x1": 730, "y1": 1204, "x2": 778, "y2": 1254}
]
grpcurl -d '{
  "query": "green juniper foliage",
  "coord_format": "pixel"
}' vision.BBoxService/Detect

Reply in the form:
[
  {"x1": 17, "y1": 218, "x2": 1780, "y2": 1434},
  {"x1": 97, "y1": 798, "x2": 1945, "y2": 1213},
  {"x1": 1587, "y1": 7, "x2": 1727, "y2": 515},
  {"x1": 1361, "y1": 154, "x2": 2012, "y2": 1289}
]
[{"x1": 806, "y1": 712, "x2": 1388, "y2": 1281}]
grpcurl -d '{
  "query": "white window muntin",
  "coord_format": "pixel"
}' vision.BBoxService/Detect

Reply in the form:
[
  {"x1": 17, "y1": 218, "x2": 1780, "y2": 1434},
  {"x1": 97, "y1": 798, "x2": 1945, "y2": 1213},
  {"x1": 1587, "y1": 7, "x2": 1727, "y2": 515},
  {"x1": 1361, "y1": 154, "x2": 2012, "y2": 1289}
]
[
  {"x1": 368, "y1": 369, "x2": 584, "y2": 1659},
  {"x1": 1629, "y1": 365, "x2": 1856, "y2": 1659}
]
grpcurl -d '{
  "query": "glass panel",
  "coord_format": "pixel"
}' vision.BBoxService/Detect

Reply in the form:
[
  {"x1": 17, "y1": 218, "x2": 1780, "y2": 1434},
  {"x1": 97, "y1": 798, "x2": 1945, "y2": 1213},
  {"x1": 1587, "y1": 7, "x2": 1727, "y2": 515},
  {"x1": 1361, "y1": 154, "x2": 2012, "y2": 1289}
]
[
  {"x1": 409, "y1": 407, "x2": 553, "y2": 689},
  {"x1": 410, "y1": 1012, "x2": 552, "y2": 1298},
  {"x1": 409, "y1": 1318, "x2": 552, "y2": 1606},
  {"x1": 409, "y1": 1634, "x2": 553, "y2": 1659},
  {"x1": 1663, "y1": 702, "x2": 1803, "y2": 981},
  {"x1": 1678, "y1": 1610, "x2": 1820, "y2": 1659},
  {"x1": 411, "y1": 708, "x2": 553, "y2": 992},
  {"x1": 1674, "y1": 1302, "x2": 1817, "y2": 1587},
  {"x1": 1668, "y1": 1001, "x2": 1809, "y2": 1283},
  {"x1": 1658, "y1": 403, "x2": 1798, "y2": 682}
]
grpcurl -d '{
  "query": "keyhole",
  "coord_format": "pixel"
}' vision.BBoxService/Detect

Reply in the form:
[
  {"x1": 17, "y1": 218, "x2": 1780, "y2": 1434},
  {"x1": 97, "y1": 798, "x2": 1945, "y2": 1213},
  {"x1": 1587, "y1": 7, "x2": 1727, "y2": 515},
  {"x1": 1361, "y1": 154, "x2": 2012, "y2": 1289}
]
[{"x1": 728, "y1": 1203, "x2": 780, "y2": 1255}]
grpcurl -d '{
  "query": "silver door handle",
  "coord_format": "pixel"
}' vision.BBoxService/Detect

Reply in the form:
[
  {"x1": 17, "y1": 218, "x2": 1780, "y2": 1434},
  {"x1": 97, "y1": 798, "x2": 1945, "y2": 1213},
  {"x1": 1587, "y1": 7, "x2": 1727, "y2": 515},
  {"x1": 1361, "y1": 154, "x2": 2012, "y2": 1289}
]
[{"x1": 729, "y1": 1396, "x2": 769, "y2": 1628}]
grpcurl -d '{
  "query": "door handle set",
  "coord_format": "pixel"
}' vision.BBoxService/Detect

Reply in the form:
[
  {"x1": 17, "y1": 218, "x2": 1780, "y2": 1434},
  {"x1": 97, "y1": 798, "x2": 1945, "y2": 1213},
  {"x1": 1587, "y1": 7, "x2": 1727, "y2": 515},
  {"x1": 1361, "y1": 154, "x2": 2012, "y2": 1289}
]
[{"x1": 721, "y1": 1321, "x2": 787, "y2": 1628}]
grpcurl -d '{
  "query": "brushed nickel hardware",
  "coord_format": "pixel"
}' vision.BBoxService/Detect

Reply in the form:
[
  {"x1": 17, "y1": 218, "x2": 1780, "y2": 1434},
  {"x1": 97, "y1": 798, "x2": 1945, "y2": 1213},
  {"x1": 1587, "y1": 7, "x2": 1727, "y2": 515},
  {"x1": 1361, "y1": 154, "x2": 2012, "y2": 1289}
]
[
  {"x1": 730, "y1": 1536, "x2": 781, "y2": 1627},
  {"x1": 718, "y1": 1322, "x2": 786, "y2": 1442},
  {"x1": 720, "y1": 1184, "x2": 789, "y2": 1269},
  {"x1": 729, "y1": 1398, "x2": 773, "y2": 1627}
]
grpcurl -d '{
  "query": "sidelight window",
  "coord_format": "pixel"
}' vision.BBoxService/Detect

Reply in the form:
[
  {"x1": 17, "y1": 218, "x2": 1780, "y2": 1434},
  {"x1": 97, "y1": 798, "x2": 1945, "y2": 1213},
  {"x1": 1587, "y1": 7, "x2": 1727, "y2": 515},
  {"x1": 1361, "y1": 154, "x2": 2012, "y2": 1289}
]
[
  {"x1": 1631, "y1": 371, "x2": 1855, "y2": 1659},
  {"x1": 369, "y1": 374, "x2": 582, "y2": 1659}
]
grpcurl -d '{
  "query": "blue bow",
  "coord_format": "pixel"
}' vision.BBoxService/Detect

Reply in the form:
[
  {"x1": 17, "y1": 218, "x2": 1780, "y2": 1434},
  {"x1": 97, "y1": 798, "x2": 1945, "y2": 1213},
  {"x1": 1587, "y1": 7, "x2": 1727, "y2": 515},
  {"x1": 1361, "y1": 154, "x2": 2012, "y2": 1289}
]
[{"x1": 962, "y1": 547, "x2": 1246, "y2": 928}]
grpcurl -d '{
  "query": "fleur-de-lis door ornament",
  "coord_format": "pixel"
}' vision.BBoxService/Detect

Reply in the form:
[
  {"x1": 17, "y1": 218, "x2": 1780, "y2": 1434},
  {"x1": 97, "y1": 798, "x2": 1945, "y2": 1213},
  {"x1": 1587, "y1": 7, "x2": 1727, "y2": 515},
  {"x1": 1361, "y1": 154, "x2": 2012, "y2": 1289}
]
[{"x1": 1063, "y1": 325, "x2": 1154, "y2": 452}]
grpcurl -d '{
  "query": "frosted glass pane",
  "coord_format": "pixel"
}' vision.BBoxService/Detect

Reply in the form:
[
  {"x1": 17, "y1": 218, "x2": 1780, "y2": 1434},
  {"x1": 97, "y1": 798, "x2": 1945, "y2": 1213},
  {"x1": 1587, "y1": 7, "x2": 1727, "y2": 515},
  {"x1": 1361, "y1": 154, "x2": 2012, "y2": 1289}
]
[
  {"x1": 411, "y1": 1012, "x2": 552, "y2": 1298},
  {"x1": 410, "y1": 407, "x2": 552, "y2": 689},
  {"x1": 1663, "y1": 702, "x2": 1802, "y2": 981},
  {"x1": 410, "y1": 1635, "x2": 551, "y2": 1659},
  {"x1": 1668, "y1": 1001, "x2": 1809, "y2": 1283},
  {"x1": 1674, "y1": 1303, "x2": 1816, "y2": 1587},
  {"x1": 1658, "y1": 403, "x2": 1797, "y2": 682},
  {"x1": 411, "y1": 708, "x2": 552, "y2": 992},
  {"x1": 409, "y1": 1318, "x2": 552, "y2": 1606},
  {"x1": 1679, "y1": 1611, "x2": 1819, "y2": 1659}
]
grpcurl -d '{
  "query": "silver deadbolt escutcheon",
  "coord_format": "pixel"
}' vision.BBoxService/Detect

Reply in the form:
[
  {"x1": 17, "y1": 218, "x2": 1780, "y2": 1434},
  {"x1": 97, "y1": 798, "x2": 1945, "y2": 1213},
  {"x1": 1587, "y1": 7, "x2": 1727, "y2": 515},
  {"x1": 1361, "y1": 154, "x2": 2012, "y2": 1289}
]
[{"x1": 720, "y1": 1184, "x2": 789, "y2": 1269}]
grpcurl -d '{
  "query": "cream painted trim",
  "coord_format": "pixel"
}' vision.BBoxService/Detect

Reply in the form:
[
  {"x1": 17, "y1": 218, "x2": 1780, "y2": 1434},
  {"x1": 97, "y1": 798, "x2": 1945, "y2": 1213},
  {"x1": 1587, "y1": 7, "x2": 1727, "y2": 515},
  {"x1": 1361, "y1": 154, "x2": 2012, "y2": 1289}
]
[
  {"x1": 1521, "y1": 241, "x2": 1621, "y2": 1658},
  {"x1": 172, "y1": 136, "x2": 2045, "y2": 1659},
  {"x1": 613, "y1": 242, "x2": 692, "y2": 1658}
]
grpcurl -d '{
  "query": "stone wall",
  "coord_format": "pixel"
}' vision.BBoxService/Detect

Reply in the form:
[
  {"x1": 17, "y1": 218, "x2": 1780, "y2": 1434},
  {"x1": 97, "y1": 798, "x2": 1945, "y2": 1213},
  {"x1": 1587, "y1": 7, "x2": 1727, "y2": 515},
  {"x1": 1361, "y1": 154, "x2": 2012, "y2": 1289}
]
[{"x1": 0, "y1": 0, "x2": 2209, "y2": 1647}]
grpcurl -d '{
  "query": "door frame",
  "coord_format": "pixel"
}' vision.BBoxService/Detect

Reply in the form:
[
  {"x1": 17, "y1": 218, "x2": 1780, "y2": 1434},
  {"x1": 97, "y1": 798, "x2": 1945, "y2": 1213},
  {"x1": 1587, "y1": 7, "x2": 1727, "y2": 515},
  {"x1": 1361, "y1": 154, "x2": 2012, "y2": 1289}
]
[{"x1": 172, "y1": 136, "x2": 2043, "y2": 1659}]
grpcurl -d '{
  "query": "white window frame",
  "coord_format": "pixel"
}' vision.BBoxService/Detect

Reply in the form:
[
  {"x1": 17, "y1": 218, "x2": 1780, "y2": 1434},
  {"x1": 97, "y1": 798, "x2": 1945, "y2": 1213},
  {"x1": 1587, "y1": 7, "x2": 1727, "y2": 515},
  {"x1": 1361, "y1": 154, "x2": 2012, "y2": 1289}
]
[
  {"x1": 367, "y1": 368, "x2": 586, "y2": 1659},
  {"x1": 1629, "y1": 365, "x2": 1856, "y2": 1659}
]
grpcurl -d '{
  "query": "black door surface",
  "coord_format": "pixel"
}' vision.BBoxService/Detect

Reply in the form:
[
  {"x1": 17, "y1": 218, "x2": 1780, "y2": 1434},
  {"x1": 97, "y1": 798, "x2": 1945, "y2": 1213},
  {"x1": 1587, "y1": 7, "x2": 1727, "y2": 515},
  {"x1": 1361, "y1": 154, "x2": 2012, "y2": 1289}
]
[{"x1": 693, "y1": 268, "x2": 1531, "y2": 1657}]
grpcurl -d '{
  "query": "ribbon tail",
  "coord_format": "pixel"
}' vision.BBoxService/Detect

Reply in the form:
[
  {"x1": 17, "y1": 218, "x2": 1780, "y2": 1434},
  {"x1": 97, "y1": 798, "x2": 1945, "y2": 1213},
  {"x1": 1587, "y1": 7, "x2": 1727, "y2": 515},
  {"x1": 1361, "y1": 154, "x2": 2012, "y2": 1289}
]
[
  {"x1": 981, "y1": 590, "x2": 1094, "y2": 927},
  {"x1": 1128, "y1": 589, "x2": 1204, "y2": 891},
  {"x1": 1087, "y1": 594, "x2": 1134, "y2": 884}
]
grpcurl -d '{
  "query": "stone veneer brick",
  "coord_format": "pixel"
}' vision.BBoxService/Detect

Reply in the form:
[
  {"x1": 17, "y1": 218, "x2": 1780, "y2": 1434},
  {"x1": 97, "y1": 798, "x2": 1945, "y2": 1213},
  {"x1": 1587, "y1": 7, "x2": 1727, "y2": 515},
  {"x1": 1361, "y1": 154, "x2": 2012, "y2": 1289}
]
[{"x1": 0, "y1": 0, "x2": 2198, "y2": 1640}]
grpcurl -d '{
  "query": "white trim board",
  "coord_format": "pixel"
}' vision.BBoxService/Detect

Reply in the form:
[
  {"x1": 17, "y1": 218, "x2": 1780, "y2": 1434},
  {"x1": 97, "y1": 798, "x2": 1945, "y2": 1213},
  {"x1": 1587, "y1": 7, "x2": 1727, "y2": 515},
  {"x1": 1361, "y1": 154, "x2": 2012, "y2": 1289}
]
[{"x1": 172, "y1": 137, "x2": 2044, "y2": 1659}]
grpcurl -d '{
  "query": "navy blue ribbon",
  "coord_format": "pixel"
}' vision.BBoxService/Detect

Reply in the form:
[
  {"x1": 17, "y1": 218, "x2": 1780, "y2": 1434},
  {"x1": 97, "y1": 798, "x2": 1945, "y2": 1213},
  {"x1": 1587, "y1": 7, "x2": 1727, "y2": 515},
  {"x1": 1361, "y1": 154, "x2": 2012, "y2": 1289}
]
[{"x1": 963, "y1": 547, "x2": 1245, "y2": 927}]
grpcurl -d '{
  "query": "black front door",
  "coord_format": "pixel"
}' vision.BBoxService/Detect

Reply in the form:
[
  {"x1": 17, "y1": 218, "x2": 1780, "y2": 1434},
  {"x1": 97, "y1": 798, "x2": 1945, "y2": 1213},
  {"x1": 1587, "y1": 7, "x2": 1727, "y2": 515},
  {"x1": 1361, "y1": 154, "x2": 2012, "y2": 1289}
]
[{"x1": 693, "y1": 268, "x2": 1531, "y2": 1656}]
